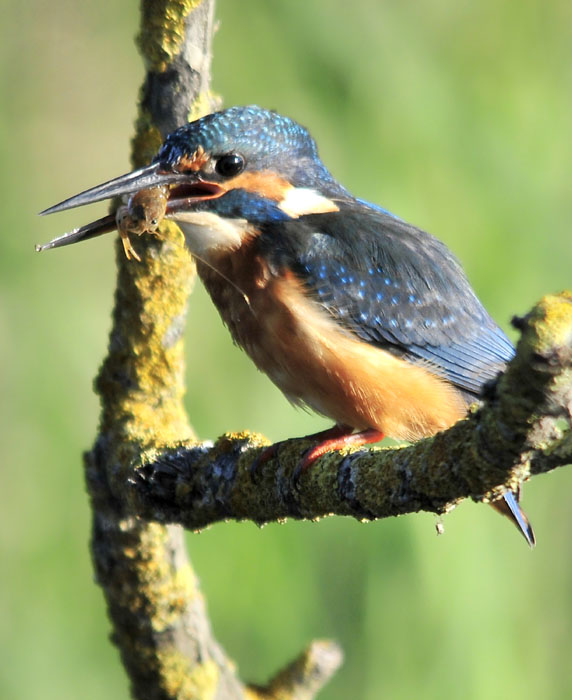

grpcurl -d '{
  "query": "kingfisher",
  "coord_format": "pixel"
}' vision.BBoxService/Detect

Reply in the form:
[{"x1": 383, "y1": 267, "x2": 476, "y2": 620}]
[{"x1": 38, "y1": 105, "x2": 534, "y2": 546}]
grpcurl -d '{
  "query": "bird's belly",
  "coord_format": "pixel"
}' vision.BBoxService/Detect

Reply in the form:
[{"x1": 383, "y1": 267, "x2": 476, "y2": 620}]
[
  {"x1": 253, "y1": 322, "x2": 468, "y2": 441},
  {"x1": 199, "y1": 262, "x2": 468, "y2": 441}
]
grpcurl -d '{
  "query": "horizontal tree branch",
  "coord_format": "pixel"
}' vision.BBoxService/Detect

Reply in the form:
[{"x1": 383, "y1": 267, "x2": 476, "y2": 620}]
[{"x1": 125, "y1": 292, "x2": 572, "y2": 530}]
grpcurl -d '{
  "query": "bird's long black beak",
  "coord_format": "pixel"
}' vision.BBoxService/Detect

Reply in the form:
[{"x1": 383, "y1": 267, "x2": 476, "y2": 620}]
[
  {"x1": 36, "y1": 163, "x2": 213, "y2": 253},
  {"x1": 39, "y1": 163, "x2": 180, "y2": 216},
  {"x1": 35, "y1": 214, "x2": 118, "y2": 252}
]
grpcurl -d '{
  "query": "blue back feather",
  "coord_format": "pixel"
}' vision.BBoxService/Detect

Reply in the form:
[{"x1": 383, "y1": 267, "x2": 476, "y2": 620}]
[{"x1": 261, "y1": 203, "x2": 514, "y2": 398}]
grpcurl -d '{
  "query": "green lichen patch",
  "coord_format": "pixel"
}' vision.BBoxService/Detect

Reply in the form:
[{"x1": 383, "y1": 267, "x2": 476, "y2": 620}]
[
  {"x1": 526, "y1": 291, "x2": 572, "y2": 355},
  {"x1": 131, "y1": 109, "x2": 164, "y2": 168},
  {"x1": 158, "y1": 654, "x2": 219, "y2": 699},
  {"x1": 97, "y1": 219, "x2": 195, "y2": 450},
  {"x1": 137, "y1": 0, "x2": 202, "y2": 73}
]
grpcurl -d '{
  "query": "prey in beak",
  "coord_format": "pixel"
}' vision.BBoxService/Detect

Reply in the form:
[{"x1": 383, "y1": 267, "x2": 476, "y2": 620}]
[{"x1": 37, "y1": 158, "x2": 225, "y2": 261}]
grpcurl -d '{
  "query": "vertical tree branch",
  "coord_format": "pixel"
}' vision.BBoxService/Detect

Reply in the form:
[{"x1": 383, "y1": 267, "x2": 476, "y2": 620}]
[
  {"x1": 83, "y1": 3, "x2": 342, "y2": 698},
  {"x1": 84, "y1": 2, "x2": 246, "y2": 698}
]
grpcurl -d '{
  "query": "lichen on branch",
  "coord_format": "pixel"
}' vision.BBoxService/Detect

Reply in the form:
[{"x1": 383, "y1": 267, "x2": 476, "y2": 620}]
[
  {"x1": 129, "y1": 292, "x2": 572, "y2": 532},
  {"x1": 86, "y1": 2, "x2": 345, "y2": 698}
]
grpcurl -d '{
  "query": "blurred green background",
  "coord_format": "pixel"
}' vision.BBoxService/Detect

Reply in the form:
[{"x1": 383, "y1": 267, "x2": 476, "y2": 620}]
[{"x1": 2, "y1": 0, "x2": 571, "y2": 698}]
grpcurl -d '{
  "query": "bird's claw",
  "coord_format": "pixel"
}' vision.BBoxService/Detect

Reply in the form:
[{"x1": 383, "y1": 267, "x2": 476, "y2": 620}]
[
  {"x1": 250, "y1": 443, "x2": 280, "y2": 484},
  {"x1": 251, "y1": 425, "x2": 374, "y2": 488},
  {"x1": 250, "y1": 438, "x2": 323, "y2": 487}
]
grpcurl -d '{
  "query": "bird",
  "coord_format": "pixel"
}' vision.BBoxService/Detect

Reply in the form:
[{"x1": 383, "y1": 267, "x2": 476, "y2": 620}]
[{"x1": 37, "y1": 105, "x2": 534, "y2": 546}]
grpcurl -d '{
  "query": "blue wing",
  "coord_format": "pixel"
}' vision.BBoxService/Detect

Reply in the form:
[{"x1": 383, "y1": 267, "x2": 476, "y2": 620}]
[{"x1": 261, "y1": 202, "x2": 514, "y2": 398}]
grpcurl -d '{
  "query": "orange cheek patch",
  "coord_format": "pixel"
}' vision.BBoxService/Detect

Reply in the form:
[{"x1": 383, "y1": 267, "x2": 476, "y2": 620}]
[{"x1": 227, "y1": 171, "x2": 292, "y2": 201}]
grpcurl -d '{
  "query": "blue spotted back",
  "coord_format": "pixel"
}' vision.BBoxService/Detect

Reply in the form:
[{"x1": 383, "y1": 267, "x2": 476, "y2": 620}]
[{"x1": 260, "y1": 202, "x2": 514, "y2": 398}]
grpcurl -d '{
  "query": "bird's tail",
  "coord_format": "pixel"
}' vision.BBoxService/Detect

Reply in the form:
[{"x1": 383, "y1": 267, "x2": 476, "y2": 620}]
[{"x1": 490, "y1": 491, "x2": 535, "y2": 547}]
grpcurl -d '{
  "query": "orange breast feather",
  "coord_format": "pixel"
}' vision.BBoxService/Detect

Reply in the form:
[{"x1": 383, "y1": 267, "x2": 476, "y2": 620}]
[{"x1": 198, "y1": 255, "x2": 467, "y2": 441}]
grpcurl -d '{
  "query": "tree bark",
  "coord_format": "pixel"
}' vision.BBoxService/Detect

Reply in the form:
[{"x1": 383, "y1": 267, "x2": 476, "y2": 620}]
[{"x1": 84, "y1": 2, "x2": 343, "y2": 698}]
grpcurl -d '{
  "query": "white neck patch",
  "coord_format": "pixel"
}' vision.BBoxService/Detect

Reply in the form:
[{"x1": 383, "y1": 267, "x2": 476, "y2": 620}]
[
  {"x1": 170, "y1": 211, "x2": 249, "y2": 258},
  {"x1": 279, "y1": 187, "x2": 339, "y2": 218}
]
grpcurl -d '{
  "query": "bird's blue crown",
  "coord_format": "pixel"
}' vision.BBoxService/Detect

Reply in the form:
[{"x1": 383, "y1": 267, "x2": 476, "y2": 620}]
[
  {"x1": 156, "y1": 106, "x2": 317, "y2": 167},
  {"x1": 155, "y1": 106, "x2": 347, "y2": 195}
]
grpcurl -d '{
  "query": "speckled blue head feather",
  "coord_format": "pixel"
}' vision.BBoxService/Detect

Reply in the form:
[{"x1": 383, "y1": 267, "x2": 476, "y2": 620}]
[
  {"x1": 156, "y1": 106, "x2": 317, "y2": 163},
  {"x1": 155, "y1": 106, "x2": 348, "y2": 196}
]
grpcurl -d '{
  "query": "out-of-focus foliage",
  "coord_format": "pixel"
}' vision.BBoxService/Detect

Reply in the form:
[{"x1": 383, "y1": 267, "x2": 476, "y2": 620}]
[{"x1": 1, "y1": 1, "x2": 571, "y2": 698}]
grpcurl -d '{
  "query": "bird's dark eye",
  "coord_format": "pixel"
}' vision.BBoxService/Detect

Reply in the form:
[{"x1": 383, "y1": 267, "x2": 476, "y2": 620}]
[{"x1": 215, "y1": 153, "x2": 245, "y2": 178}]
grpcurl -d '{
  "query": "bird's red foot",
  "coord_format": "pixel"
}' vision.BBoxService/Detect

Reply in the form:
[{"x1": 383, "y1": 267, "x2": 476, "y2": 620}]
[
  {"x1": 293, "y1": 428, "x2": 385, "y2": 482},
  {"x1": 250, "y1": 425, "x2": 351, "y2": 482},
  {"x1": 250, "y1": 425, "x2": 385, "y2": 484}
]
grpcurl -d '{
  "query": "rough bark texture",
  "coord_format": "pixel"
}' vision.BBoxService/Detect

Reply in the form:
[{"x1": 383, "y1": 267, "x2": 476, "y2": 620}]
[{"x1": 84, "y1": 2, "x2": 342, "y2": 699}]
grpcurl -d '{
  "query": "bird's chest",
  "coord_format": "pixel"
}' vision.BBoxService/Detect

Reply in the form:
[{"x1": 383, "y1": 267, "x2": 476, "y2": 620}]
[
  {"x1": 195, "y1": 238, "x2": 365, "y2": 424},
  {"x1": 194, "y1": 239, "x2": 467, "y2": 440},
  {"x1": 195, "y1": 247, "x2": 311, "y2": 394},
  {"x1": 177, "y1": 214, "x2": 304, "y2": 382}
]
